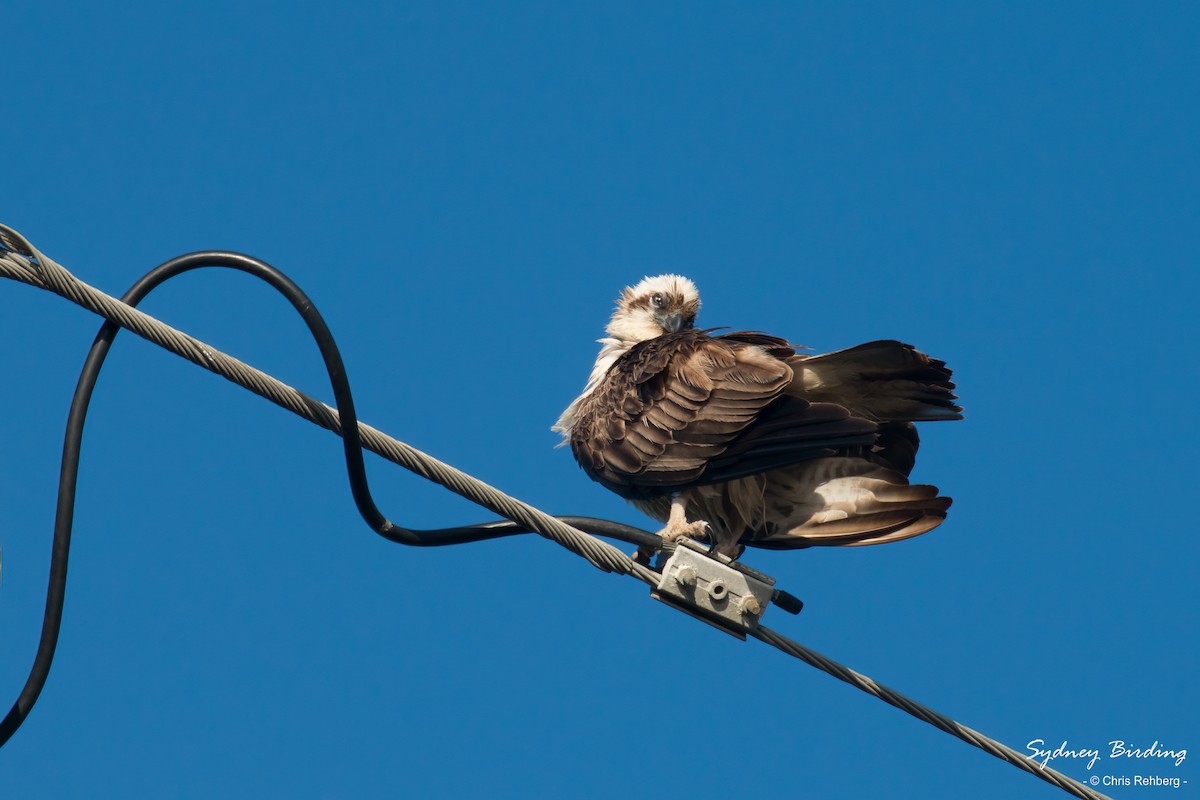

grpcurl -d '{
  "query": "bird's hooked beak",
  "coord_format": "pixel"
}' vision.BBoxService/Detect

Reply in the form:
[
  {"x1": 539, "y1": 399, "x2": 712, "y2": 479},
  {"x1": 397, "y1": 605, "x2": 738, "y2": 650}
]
[{"x1": 658, "y1": 311, "x2": 689, "y2": 333}]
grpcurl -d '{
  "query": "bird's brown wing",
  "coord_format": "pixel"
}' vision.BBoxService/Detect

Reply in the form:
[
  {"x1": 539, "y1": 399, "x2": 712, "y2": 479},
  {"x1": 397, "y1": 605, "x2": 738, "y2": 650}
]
[{"x1": 570, "y1": 330, "x2": 877, "y2": 499}]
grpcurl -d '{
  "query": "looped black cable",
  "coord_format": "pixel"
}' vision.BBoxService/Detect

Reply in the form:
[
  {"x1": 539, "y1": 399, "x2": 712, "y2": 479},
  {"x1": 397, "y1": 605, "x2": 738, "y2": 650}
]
[{"x1": 0, "y1": 250, "x2": 659, "y2": 749}]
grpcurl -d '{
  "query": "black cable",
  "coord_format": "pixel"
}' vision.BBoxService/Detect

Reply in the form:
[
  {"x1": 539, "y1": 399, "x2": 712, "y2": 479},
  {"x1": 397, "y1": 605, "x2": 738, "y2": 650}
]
[{"x1": 0, "y1": 250, "x2": 659, "y2": 749}]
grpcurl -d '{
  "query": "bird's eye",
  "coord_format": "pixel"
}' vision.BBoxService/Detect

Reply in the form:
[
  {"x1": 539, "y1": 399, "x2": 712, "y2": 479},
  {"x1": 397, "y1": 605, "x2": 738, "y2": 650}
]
[{"x1": 651, "y1": 293, "x2": 664, "y2": 308}]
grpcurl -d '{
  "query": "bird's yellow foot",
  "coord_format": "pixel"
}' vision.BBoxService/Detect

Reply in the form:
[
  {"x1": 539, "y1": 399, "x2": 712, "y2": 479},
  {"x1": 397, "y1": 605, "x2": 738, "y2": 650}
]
[{"x1": 659, "y1": 517, "x2": 711, "y2": 546}]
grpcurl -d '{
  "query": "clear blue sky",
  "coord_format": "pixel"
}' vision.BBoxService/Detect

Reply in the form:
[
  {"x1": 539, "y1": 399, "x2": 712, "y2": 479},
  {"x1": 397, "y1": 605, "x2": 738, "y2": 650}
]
[{"x1": 1, "y1": 2, "x2": 1195, "y2": 798}]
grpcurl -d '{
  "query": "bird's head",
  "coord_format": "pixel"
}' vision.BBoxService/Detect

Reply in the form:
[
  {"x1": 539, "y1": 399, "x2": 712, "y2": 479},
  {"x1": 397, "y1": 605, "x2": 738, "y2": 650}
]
[{"x1": 606, "y1": 274, "x2": 701, "y2": 343}]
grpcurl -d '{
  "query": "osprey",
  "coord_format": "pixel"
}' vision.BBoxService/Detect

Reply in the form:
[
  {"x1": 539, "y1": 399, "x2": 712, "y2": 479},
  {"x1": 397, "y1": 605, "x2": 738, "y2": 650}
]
[{"x1": 554, "y1": 275, "x2": 962, "y2": 558}]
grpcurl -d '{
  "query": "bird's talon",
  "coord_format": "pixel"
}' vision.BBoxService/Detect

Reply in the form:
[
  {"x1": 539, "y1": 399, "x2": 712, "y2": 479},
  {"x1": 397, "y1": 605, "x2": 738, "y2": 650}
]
[
  {"x1": 660, "y1": 518, "x2": 711, "y2": 545},
  {"x1": 632, "y1": 545, "x2": 658, "y2": 565}
]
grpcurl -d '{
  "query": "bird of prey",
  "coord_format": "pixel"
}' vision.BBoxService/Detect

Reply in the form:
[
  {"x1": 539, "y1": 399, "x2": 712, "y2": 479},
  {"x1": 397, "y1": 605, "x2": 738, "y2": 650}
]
[{"x1": 554, "y1": 275, "x2": 962, "y2": 558}]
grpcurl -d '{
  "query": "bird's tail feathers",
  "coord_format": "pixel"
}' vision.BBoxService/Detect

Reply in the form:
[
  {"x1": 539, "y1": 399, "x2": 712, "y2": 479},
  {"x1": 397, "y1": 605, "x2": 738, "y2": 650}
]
[
  {"x1": 746, "y1": 459, "x2": 951, "y2": 549},
  {"x1": 788, "y1": 340, "x2": 962, "y2": 422}
]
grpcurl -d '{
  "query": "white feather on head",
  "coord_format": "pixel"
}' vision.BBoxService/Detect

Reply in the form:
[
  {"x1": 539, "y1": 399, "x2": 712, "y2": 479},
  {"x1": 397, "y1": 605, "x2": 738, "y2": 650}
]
[
  {"x1": 606, "y1": 274, "x2": 701, "y2": 343},
  {"x1": 553, "y1": 275, "x2": 702, "y2": 438}
]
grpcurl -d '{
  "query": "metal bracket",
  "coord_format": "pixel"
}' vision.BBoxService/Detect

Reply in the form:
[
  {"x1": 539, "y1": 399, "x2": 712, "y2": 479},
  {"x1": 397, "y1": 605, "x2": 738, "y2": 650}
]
[{"x1": 651, "y1": 539, "x2": 800, "y2": 639}]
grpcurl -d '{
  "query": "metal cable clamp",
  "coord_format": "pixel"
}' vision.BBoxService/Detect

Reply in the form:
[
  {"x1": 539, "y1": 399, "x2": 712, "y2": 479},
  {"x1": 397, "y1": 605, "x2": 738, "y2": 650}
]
[{"x1": 651, "y1": 539, "x2": 803, "y2": 638}]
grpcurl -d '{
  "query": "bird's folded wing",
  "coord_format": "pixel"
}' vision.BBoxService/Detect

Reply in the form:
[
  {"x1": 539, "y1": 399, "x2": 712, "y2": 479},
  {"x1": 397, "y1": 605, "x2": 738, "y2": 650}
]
[{"x1": 570, "y1": 332, "x2": 877, "y2": 496}]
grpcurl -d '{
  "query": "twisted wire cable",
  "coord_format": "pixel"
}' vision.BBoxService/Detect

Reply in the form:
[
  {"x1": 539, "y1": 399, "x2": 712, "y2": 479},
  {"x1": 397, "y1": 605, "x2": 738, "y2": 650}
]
[
  {"x1": 751, "y1": 626, "x2": 1112, "y2": 800},
  {"x1": 0, "y1": 225, "x2": 656, "y2": 580},
  {"x1": 0, "y1": 224, "x2": 1114, "y2": 799}
]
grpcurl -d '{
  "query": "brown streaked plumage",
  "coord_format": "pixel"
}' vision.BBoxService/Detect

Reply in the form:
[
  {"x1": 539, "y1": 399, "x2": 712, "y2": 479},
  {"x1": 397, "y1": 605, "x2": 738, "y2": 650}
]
[{"x1": 553, "y1": 275, "x2": 962, "y2": 557}]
